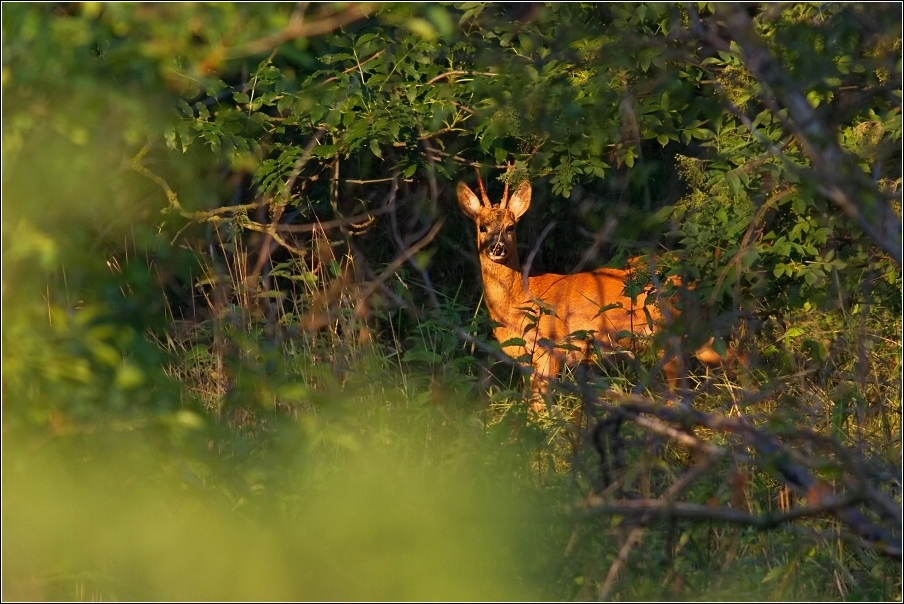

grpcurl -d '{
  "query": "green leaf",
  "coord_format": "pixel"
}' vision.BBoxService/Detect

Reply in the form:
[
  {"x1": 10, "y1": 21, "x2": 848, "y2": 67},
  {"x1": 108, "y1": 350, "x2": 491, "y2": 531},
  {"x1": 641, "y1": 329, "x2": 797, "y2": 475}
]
[
  {"x1": 783, "y1": 327, "x2": 805, "y2": 339},
  {"x1": 164, "y1": 124, "x2": 178, "y2": 150},
  {"x1": 711, "y1": 337, "x2": 728, "y2": 358},
  {"x1": 354, "y1": 32, "x2": 380, "y2": 49},
  {"x1": 402, "y1": 349, "x2": 442, "y2": 363}
]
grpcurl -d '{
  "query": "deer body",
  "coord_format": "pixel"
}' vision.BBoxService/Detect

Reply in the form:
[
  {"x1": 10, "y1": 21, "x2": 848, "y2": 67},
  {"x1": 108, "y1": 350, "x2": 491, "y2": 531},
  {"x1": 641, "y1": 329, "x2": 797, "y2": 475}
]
[
  {"x1": 458, "y1": 171, "x2": 716, "y2": 400},
  {"x1": 479, "y1": 258, "x2": 660, "y2": 392}
]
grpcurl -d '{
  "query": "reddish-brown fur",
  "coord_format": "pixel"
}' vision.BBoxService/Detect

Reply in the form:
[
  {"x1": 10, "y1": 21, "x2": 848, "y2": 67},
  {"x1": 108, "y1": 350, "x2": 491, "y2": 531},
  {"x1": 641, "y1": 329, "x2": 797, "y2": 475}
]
[{"x1": 458, "y1": 171, "x2": 720, "y2": 405}]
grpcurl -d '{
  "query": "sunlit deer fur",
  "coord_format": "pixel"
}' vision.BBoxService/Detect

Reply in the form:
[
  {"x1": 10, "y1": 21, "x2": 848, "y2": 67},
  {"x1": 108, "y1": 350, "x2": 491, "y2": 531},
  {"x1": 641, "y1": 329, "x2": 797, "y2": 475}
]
[{"x1": 458, "y1": 167, "x2": 722, "y2": 409}]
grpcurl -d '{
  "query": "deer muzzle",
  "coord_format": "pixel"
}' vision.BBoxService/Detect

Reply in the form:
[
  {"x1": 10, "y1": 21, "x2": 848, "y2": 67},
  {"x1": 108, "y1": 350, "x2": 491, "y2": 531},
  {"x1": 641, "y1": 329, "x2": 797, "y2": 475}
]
[{"x1": 487, "y1": 237, "x2": 508, "y2": 261}]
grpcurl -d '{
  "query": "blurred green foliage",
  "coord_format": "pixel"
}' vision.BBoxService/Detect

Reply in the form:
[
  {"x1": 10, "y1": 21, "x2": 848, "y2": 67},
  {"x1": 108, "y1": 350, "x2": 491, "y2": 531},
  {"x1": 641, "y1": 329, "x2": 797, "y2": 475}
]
[{"x1": 3, "y1": 412, "x2": 552, "y2": 601}]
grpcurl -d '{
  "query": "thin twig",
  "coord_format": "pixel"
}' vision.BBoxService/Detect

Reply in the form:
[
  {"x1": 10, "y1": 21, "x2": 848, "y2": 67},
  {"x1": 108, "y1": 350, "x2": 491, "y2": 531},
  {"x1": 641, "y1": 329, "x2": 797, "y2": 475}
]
[
  {"x1": 352, "y1": 219, "x2": 445, "y2": 319},
  {"x1": 424, "y1": 69, "x2": 499, "y2": 85}
]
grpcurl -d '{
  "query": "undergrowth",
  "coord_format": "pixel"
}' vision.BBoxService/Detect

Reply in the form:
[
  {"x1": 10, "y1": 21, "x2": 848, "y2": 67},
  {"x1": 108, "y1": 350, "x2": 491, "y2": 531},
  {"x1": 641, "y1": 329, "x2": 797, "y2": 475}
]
[{"x1": 131, "y1": 238, "x2": 902, "y2": 601}]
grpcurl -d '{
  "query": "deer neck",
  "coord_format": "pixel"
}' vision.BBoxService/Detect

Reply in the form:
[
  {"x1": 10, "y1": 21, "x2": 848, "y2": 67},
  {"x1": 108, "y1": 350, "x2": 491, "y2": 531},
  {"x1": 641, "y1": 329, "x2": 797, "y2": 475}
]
[{"x1": 478, "y1": 253, "x2": 528, "y2": 326}]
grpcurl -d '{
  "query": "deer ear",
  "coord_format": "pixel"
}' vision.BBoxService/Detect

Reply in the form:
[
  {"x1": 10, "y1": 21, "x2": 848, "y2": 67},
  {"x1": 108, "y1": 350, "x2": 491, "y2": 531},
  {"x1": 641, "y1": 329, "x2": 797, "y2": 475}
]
[
  {"x1": 457, "y1": 182, "x2": 482, "y2": 220},
  {"x1": 507, "y1": 181, "x2": 531, "y2": 219}
]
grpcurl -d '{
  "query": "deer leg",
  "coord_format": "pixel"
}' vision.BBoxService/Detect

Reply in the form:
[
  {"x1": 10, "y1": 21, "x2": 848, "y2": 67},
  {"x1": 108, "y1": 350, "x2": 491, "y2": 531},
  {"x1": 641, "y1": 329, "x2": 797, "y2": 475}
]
[
  {"x1": 695, "y1": 337, "x2": 751, "y2": 386},
  {"x1": 529, "y1": 350, "x2": 562, "y2": 413},
  {"x1": 661, "y1": 334, "x2": 688, "y2": 400},
  {"x1": 666, "y1": 337, "x2": 748, "y2": 400},
  {"x1": 693, "y1": 337, "x2": 723, "y2": 365}
]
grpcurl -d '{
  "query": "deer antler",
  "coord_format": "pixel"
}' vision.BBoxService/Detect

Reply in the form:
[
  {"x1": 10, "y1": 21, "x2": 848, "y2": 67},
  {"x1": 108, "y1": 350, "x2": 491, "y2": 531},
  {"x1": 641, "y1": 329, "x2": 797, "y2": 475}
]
[
  {"x1": 474, "y1": 167, "x2": 492, "y2": 207},
  {"x1": 500, "y1": 161, "x2": 514, "y2": 208}
]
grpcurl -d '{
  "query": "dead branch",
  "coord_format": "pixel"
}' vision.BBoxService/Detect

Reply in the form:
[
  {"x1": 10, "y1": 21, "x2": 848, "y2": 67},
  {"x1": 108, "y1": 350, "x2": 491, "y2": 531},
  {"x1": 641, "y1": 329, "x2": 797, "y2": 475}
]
[{"x1": 579, "y1": 391, "x2": 902, "y2": 558}]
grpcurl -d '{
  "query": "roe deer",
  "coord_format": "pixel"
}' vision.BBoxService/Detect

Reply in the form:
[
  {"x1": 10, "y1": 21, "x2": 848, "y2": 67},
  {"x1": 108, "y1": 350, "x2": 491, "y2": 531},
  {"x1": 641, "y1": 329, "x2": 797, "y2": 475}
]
[{"x1": 457, "y1": 167, "x2": 723, "y2": 409}]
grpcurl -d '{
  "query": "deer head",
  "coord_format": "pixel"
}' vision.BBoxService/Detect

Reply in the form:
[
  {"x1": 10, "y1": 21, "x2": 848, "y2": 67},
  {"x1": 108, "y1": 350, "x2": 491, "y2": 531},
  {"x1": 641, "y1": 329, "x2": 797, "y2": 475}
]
[{"x1": 457, "y1": 167, "x2": 531, "y2": 269}]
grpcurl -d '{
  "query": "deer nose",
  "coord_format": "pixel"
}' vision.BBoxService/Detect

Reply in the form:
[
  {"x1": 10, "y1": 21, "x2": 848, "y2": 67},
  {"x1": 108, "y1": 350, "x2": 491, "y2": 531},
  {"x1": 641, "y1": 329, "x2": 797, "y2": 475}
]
[{"x1": 489, "y1": 239, "x2": 507, "y2": 259}]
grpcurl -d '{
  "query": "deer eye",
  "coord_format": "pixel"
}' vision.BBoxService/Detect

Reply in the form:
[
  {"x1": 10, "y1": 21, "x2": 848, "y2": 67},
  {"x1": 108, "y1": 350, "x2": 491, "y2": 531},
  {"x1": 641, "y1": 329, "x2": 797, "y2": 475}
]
[
  {"x1": 505, "y1": 225, "x2": 515, "y2": 232},
  {"x1": 479, "y1": 225, "x2": 488, "y2": 233}
]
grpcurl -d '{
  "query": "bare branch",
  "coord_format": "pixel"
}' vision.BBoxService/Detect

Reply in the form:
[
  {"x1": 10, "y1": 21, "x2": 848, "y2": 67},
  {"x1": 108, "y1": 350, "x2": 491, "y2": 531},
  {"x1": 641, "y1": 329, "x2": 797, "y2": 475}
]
[
  {"x1": 573, "y1": 494, "x2": 863, "y2": 528},
  {"x1": 226, "y1": 3, "x2": 377, "y2": 59},
  {"x1": 587, "y1": 392, "x2": 902, "y2": 558}
]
